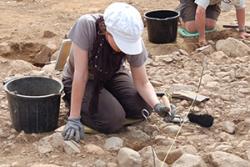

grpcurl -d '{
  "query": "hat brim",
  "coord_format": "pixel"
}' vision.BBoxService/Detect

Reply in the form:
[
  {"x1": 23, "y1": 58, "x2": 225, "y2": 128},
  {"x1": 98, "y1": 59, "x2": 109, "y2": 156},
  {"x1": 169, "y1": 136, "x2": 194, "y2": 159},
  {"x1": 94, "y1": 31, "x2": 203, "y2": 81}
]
[{"x1": 112, "y1": 35, "x2": 143, "y2": 55}]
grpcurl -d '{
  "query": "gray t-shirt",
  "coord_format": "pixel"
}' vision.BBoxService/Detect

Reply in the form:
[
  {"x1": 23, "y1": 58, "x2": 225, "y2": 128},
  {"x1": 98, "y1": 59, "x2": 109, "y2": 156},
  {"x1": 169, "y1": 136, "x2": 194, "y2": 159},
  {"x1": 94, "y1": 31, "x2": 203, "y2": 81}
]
[
  {"x1": 195, "y1": 0, "x2": 245, "y2": 9},
  {"x1": 63, "y1": 14, "x2": 148, "y2": 79}
]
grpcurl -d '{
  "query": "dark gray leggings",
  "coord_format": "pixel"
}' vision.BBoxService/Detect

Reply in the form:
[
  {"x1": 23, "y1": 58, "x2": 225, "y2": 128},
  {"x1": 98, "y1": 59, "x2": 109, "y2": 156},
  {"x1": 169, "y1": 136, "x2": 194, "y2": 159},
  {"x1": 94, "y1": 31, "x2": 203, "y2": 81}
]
[{"x1": 62, "y1": 69, "x2": 151, "y2": 133}]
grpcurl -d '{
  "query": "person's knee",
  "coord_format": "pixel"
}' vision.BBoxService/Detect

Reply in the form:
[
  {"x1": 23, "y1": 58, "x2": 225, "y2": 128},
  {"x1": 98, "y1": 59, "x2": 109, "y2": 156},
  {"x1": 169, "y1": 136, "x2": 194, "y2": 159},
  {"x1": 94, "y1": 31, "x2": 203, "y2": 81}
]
[
  {"x1": 206, "y1": 19, "x2": 216, "y2": 30},
  {"x1": 184, "y1": 21, "x2": 196, "y2": 33}
]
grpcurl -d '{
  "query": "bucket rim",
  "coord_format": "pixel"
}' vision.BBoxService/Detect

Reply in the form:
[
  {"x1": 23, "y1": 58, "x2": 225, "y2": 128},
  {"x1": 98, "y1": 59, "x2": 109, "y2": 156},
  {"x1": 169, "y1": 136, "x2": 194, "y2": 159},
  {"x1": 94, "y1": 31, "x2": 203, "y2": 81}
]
[
  {"x1": 3, "y1": 75, "x2": 64, "y2": 98},
  {"x1": 144, "y1": 9, "x2": 180, "y2": 21}
]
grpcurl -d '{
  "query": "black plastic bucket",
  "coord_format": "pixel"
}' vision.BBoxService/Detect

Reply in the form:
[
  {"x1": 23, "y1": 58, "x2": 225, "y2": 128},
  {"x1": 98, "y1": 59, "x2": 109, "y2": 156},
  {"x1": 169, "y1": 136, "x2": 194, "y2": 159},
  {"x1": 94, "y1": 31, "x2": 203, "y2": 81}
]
[
  {"x1": 144, "y1": 10, "x2": 179, "y2": 44},
  {"x1": 3, "y1": 76, "x2": 63, "y2": 133}
]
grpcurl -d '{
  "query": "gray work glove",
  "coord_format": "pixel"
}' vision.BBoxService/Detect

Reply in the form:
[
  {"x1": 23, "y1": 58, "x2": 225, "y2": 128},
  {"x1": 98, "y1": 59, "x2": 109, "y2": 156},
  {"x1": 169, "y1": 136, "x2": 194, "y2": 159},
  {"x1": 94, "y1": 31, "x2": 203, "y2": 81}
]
[
  {"x1": 154, "y1": 103, "x2": 176, "y2": 120},
  {"x1": 62, "y1": 117, "x2": 84, "y2": 143}
]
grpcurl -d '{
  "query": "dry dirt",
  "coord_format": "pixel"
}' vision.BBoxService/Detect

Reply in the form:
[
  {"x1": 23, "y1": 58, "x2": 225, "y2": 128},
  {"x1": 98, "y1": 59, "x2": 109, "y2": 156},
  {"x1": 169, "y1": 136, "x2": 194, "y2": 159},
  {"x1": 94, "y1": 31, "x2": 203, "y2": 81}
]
[{"x1": 0, "y1": 0, "x2": 250, "y2": 167}]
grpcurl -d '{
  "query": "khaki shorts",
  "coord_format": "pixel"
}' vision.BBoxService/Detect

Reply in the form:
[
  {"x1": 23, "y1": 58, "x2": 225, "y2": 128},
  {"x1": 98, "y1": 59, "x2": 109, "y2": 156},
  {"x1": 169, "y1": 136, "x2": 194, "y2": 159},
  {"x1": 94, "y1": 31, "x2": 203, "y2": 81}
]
[{"x1": 179, "y1": 0, "x2": 221, "y2": 22}]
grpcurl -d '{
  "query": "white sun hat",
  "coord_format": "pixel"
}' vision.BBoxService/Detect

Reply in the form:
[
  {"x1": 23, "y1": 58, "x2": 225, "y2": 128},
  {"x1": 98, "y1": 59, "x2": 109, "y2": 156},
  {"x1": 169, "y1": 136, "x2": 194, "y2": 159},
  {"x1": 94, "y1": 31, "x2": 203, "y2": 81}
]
[{"x1": 104, "y1": 2, "x2": 144, "y2": 55}]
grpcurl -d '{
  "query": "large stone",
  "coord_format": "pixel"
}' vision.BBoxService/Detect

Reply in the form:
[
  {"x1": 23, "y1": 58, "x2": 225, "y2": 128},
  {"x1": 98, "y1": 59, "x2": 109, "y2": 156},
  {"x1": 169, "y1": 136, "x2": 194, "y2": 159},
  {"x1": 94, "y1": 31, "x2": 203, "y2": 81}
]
[
  {"x1": 64, "y1": 140, "x2": 81, "y2": 154},
  {"x1": 33, "y1": 45, "x2": 52, "y2": 65},
  {"x1": 172, "y1": 154, "x2": 207, "y2": 167},
  {"x1": 84, "y1": 144, "x2": 105, "y2": 155},
  {"x1": 162, "y1": 125, "x2": 180, "y2": 136},
  {"x1": 139, "y1": 146, "x2": 168, "y2": 167},
  {"x1": 216, "y1": 37, "x2": 250, "y2": 57},
  {"x1": 117, "y1": 147, "x2": 142, "y2": 167},
  {"x1": 104, "y1": 137, "x2": 124, "y2": 151},
  {"x1": 208, "y1": 151, "x2": 250, "y2": 167},
  {"x1": 159, "y1": 148, "x2": 183, "y2": 164},
  {"x1": 128, "y1": 127, "x2": 150, "y2": 142}
]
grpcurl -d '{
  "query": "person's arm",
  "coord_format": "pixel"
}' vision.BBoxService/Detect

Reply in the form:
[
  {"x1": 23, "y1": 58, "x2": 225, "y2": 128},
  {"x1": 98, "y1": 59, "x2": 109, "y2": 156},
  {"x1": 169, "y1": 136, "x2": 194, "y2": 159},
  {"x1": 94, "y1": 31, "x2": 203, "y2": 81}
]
[
  {"x1": 236, "y1": 7, "x2": 250, "y2": 39},
  {"x1": 195, "y1": 5, "x2": 207, "y2": 45},
  {"x1": 130, "y1": 64, "x2": 168, "y2": 108},
  {"x1": 69, "y1": 42, "x2": 89, "y2": 118}
]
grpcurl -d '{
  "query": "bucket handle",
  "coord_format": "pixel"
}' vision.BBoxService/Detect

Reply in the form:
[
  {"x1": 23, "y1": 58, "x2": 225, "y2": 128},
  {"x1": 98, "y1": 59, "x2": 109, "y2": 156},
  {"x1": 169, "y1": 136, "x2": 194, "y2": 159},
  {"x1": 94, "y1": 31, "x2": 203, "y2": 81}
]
[{"x1": 3, "y1": 76, "x2": 17, "y2": 86}]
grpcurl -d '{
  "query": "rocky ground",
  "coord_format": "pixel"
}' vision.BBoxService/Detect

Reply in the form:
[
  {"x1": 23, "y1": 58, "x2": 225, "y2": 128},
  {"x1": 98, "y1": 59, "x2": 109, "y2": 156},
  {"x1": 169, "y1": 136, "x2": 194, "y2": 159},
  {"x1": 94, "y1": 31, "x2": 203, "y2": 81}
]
[{"x1": 0, "y1": 0, "x2": 250, "y2": 167}]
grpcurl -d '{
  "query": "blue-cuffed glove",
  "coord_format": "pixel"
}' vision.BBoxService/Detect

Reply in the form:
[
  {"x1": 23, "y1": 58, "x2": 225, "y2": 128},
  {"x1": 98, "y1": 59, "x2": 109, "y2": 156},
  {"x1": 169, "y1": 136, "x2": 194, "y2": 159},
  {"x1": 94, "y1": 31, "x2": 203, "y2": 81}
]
[
  {"x1": 154, "y1": 103, "x2": 176, "y2": 119},
  {"x1": 62, "y1": 117, "x2": 84, "y2": 142}
]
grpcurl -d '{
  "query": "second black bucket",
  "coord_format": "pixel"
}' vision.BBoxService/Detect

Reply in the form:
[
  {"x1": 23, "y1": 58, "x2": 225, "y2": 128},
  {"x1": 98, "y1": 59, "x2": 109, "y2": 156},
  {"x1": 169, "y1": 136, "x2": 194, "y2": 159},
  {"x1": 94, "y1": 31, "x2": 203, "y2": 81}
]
[{"x1": 144, "y1": 10, "x2": 179, "y2": 44}]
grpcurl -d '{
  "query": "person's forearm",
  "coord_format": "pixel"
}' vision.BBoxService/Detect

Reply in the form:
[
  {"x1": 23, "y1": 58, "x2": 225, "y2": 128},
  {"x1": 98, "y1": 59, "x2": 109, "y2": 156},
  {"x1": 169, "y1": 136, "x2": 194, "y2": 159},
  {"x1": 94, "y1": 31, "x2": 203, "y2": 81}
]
[
  {"x1": 195, "y1": 6, "x2": 206, "y2": 40},
  {"x1": 236, "y1": 8, "x2": 245, "y2": 31},
  {"x1": 69, "y1": 74, "x2": 88, "y2": 118},
  {"x1": 136, "y1": 80, "x2": 160, "y2": 108}
]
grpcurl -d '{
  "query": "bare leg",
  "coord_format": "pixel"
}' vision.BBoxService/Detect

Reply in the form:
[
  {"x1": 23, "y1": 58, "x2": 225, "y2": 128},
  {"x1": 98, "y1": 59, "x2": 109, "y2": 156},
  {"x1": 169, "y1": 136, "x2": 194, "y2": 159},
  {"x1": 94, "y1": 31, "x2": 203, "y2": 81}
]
[{"x1": 182, "y1": 19, "x2": 216, "y2": 33}]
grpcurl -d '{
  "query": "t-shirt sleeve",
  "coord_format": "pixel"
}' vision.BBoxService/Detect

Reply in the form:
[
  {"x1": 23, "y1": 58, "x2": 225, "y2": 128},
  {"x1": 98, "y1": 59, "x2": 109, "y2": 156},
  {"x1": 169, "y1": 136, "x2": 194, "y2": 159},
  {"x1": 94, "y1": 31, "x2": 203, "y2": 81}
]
[
  {"x1": 195, "y1": 0, "x2": 210, "y2": 9},
  {"x1": 126, "y1": 41, "x2": 148, "y2": 67},
  {"x1": 234, "y1": 0, "x2": 245, "y2": 9},
  {"x1": 68, "y1": 15, "x2": 96, "y2": 51}
]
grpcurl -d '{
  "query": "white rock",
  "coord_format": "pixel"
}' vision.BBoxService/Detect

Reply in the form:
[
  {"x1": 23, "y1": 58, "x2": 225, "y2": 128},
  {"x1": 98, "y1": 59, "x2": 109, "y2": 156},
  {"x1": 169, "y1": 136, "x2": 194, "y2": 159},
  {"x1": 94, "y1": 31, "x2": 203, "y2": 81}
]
[
  {"x1": 37, "y1": 139, "x2": 54, "y2": 154},
  {"x1": 64, "y1": 140, "x2": 81, "y2": 154},
  {"x1": 84, "y1": 144, "x2": 105, "y2": 155},
  {"x1": 172, "y1": 154, "x2": 207, "y2": 167},
  {"x1": 216, "y1": 37, "x2": 250, "y2": 57},
  {"x1": 104, "y1": 137, "x2": 123, "y2": 151},
  {"x1": 196, "y1": 44, "x2": 214, "y2": 55},
  {"x1": 162, "y1": 125, "x2": 180, "y2": 135},
  {"x1": 94, "y1": 159, "x2": 106, "y2": 167},
  {"x1": 208, "y1": 151, "x2": 250, "y2": 167},
  {"x1": 222, "y1": 121, "x2": 236, "y2": 134},
  {"x1": 42, "y1": 63, "x2": 56, "y2": 74},
  {"x1": 179, "y1": 49, "x2": 189, "y2": 56},
  {"x1": 139, "y1": 146, "x2": 168, "y2": 167},
  {"x1": 215, "y1": 145, "x2": 233, "y2": 151},
  {"x1": 117, "y1": 147, "x2": 142, "y2": 167}
]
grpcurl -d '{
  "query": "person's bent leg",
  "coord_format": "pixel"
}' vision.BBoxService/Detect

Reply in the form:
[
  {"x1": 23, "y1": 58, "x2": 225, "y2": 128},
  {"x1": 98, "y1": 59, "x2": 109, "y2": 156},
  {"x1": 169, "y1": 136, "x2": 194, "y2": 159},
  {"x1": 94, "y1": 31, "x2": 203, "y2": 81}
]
[
  {"x1": 62, "y1": 78, "x2": 126, "y2": 133},
  {"x1": 179, "y1": 0, "x2": 197, "y2": 32},
  {"x1": 105, "y1": 68, "x2": 151, "y2": 119},
  {"x1": 183, "y1": 21, "x2": 197, "y2": 32},
  {"x1": 205, "y1": 4, "x2": 221, "y2": 30},
  {"x1": 82, "y1": 87, "x2": 126, "y2": 133},
  {"x1": 205, "y1": 18, "x2": 217, "y2": 30}
]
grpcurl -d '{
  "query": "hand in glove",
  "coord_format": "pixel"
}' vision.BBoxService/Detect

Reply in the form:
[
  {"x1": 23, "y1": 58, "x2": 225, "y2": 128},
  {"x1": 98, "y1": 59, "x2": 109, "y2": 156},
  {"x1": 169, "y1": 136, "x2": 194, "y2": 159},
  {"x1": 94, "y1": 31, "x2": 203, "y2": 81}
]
[
  {"x1": 62, "y1": 117, "x2": 84, "y2": 142},
  {"x1": 154, "y1": 103, "x2": 176, "y2": 120}
]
